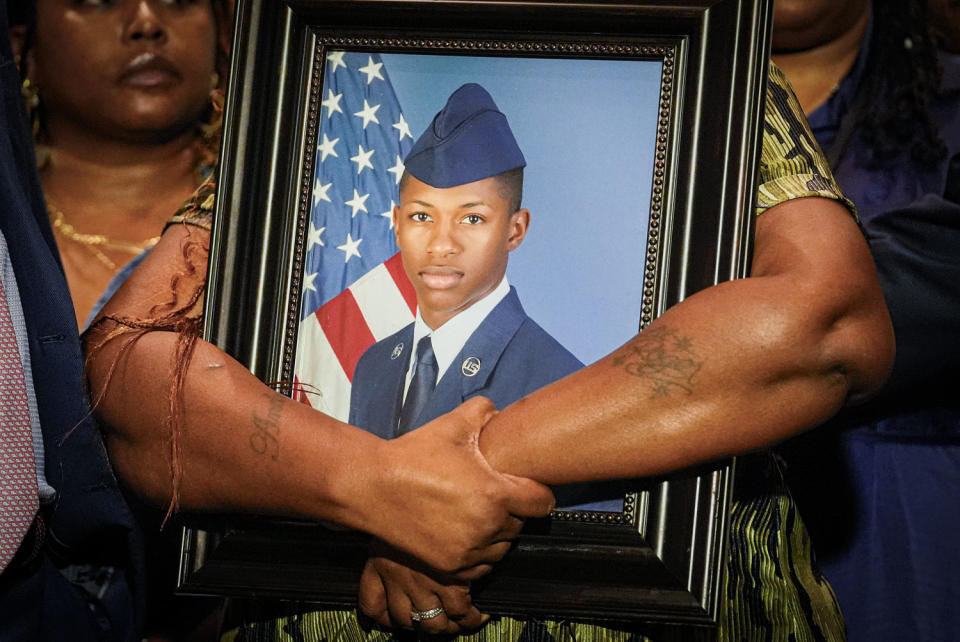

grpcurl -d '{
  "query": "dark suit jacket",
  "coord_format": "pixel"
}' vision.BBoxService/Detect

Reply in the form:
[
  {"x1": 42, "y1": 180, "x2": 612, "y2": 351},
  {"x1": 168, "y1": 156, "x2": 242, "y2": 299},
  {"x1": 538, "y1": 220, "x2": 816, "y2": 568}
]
[
  {"x1": 349, "y1": 287, "x2": 583, "y2": 438},
  {"x1": 0, "y1": 11, "x2": 142, "y2": 640}
]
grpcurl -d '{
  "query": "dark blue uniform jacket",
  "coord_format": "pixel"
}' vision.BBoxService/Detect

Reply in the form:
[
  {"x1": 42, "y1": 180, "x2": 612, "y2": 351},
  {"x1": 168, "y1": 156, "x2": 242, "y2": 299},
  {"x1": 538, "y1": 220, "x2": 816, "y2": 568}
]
[{"x1": 349, "y1": 287, "x2": 583, "y2": 438}]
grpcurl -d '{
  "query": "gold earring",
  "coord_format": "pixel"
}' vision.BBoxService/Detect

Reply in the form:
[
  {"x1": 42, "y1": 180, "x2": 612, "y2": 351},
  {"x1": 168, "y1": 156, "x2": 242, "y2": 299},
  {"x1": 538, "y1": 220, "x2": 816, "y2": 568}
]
[{"x1": 21, "y1": 78, "x2": 41, "y2": 137}]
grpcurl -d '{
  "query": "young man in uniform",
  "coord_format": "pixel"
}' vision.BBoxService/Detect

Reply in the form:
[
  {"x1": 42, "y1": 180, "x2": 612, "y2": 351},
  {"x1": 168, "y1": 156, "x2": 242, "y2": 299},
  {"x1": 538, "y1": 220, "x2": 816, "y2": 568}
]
[{"x1": 350, "y1": 83, "x2": 583, "y2": 439}]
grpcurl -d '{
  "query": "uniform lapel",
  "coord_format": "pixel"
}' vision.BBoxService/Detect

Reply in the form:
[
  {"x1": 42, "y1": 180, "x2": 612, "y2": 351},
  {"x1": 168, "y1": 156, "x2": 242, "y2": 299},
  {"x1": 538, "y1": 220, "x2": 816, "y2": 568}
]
[{"x1": 364, "y1": 325, "x2": 412, "y2": 439}]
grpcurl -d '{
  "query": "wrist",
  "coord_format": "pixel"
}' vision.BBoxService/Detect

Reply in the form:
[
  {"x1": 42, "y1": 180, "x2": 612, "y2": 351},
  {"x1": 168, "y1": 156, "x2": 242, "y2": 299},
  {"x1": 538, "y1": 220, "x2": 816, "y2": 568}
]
[{"x1": 316, "y1": 426, "x2": 391, "y2": 534}]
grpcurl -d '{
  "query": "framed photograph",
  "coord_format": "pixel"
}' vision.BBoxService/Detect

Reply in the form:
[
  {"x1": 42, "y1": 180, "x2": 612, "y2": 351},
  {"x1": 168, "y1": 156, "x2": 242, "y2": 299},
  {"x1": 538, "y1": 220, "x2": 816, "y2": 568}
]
[{"x1": 181, "y1": 0, "x2": 773, "y2": 628}]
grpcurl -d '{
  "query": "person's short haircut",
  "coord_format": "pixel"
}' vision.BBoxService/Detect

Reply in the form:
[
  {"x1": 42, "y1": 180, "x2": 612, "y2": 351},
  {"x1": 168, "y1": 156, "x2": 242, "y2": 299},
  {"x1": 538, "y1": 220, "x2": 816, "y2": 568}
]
[
  {"x1": 493, "y1": 167, "x2": 524, "y2": 214},
  {"x1": 399, "y1": 167, "x2": 524, "y2": 214}
]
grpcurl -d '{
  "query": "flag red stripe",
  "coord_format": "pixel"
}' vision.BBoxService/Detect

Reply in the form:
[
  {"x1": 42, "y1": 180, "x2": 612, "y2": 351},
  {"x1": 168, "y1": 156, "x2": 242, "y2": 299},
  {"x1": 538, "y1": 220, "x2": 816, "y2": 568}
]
[
  {"x1": 384, "y1": 252, "x2": 417, "y2": 315},
  {"x1": 316, "y1": 290, "x2": 375, "y2": 382},
  {"x1": 293, "y1": 375, "x2": 313, "y2": 407}
]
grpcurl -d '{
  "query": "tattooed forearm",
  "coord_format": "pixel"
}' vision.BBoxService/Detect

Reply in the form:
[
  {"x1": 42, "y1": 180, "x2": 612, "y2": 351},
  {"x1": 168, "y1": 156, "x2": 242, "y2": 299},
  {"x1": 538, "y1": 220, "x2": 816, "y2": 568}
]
[
  {"x1": 250, "y1": 393, "x2": 283, "y2": 460},
  {"x1": 612, "y1": 326, "x2": 703, "y2": 397}
]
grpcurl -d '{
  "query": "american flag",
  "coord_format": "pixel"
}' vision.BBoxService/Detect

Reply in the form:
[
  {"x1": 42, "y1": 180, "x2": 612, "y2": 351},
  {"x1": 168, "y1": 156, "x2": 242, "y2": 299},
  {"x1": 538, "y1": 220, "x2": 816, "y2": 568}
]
[{"x1": 294, "y1": 51, "x2": 417, "y2": 420}]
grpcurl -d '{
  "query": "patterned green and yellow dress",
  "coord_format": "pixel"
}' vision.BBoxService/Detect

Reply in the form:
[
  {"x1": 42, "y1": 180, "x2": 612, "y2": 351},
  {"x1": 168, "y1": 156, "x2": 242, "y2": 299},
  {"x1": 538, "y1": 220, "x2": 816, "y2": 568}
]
[{"x1": 172, "y1": 64, "x2": 852, "y2": 642}]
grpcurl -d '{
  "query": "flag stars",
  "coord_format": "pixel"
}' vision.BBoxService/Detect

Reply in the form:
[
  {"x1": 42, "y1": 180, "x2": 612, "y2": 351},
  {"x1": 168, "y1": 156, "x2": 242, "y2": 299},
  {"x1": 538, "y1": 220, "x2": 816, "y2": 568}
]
[
  {"x1": 358, "y1": 56, "x2": 384, "y2": 84},
  {"x1": 303, "y1": 271, "x2": 318, "y2": 293},
  {"x1": 393, "y1": 114, "x2": 413, "y2": 141},
  {"x1": 307, "y1": 222, "x2": 325, "y2": 250},
  {"x1": 313, "y1": 179, "x2": 332, "y2": 205},
  {"x1": 337, "y1": 233, "x2": 363, "y2": 262},
  {"x1": 327, "y1": 51, "x2": 347, "y2": 71},
  {"x1": 387, "y1": 155, "x2": 405, "y2": 184},
  {"x1": 353, "y1": 100, "x2": 381, "y2": 129},
  {"x1": 350, "y1": 144, "x2": 375, "y2": 174},
  {"x1": 345, "y1": 189, "x2": 370, "y2": 217},
  {"x1": 321, "y1": 90, "x2": 343, "y2": 118},
  {"x1": 318, "y1": 133, "x2": 339, "y2": 162},
  {"x1": 381, "y1": 200, "x2": 396, "y2": 229}
]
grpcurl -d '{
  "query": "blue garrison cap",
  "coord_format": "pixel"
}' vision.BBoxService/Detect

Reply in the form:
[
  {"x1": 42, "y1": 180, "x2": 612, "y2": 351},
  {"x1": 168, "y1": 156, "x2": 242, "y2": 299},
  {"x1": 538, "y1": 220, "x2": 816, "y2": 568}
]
[{"x1": 404, "y1": 83, "x2": 526, "y2": 188}]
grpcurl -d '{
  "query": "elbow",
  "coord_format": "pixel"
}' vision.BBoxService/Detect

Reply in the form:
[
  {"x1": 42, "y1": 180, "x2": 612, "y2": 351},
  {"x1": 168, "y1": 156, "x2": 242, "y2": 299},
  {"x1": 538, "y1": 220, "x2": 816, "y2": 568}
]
[
  {"x1": 814, "y1": 278, "x2": 895, "y2": 407},
  {"x1": 751, "y1": 198, "x2": 895, "y2": 410},
  {"x1": 839, "y1": 306, "x2": 895, "y2": 406},
  {"x1": 103, "y1": 433, "x2": 177, "y2": 510}
]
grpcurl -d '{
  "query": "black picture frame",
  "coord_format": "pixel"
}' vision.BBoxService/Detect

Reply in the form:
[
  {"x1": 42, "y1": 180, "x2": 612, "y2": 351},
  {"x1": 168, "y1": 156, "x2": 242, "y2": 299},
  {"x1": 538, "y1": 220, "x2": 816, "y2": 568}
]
[{"x1": 180, "y1": 0, "x2": 773, "y2": 629}]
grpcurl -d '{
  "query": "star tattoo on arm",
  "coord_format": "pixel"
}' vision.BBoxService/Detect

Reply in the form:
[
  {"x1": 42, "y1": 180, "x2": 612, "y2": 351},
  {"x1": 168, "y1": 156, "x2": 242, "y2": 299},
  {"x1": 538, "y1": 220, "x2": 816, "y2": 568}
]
[{"x1": 612, "y1": 326, "x2": 702, "y2": 397}]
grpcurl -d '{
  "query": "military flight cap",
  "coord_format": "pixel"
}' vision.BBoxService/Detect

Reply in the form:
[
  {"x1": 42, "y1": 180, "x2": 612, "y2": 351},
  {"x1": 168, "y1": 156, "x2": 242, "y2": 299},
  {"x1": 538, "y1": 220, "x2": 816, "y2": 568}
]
[{"x1": 404, "y1": 83, "x2": 526, "y2": 188}]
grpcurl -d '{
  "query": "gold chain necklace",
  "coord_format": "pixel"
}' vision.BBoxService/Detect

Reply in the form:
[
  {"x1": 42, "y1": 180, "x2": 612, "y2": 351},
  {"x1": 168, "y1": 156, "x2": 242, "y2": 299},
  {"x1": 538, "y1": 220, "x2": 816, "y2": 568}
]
[{"x1": 48, "y1": 203, "x2": 160, "y2": 271}]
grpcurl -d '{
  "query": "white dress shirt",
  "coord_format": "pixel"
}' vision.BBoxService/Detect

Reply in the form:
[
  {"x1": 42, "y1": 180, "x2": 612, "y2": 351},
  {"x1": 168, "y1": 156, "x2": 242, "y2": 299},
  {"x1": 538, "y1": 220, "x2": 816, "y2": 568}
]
[{"x1": 403, "y1": 277, "x2": 510, "y2": 400}]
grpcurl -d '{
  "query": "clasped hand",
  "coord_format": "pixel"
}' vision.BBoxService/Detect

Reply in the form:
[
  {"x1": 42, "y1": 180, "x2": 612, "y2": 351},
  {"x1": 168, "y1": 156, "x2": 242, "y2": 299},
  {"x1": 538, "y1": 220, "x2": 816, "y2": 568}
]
[
  {"x1": 359, "y1": 539, "x2": 487, "y2": 634},
  {"x1": 358, "y1": 396, "x2": 545, "y2": 632}
]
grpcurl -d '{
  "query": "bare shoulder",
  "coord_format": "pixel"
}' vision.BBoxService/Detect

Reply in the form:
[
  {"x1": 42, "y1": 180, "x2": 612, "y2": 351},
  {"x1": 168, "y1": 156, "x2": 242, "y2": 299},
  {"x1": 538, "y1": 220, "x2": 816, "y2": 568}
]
[
  {"x1": 753, "y1": 198, "x2": 863, "y2": 274},
  {"x1": 94, "y1": 223, "x2": 210, "y2": 324}
]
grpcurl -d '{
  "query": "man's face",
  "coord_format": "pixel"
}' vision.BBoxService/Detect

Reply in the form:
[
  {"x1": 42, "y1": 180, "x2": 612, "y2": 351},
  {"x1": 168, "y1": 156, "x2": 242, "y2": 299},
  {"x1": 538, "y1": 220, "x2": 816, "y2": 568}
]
[{"x1": 394, "y1": 174, "x2": 529, "y2": 330}]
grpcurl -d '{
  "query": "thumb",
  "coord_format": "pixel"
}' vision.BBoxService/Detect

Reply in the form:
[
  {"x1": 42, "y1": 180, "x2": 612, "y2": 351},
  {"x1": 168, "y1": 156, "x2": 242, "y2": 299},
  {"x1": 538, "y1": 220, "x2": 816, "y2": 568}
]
[
  {"x1": 448, "y1": 396, "x2": 498, "y2": 433},
  {"x1": 499, "y1": 473, "x2": 556, "y2": 518},
  {"x1": 460, "y1": 395, "x2": 497, "y2": 426}
]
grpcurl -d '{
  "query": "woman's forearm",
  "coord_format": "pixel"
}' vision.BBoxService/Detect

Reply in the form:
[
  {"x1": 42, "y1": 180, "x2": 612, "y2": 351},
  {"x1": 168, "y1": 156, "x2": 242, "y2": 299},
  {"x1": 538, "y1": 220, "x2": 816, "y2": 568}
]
[
  {"x1": 479, "y1": 198, "x2": 894, "y2": 482},
  {"x1": 86, "y1": 224, "x2": 555, "y2": 575}
]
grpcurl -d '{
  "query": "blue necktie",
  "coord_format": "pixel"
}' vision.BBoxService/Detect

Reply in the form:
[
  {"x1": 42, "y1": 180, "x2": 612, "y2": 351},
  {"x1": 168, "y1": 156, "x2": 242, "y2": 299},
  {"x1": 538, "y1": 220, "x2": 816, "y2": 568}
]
[{"x1": 397, "y1": 336, "x2": 437, "y2": 435}]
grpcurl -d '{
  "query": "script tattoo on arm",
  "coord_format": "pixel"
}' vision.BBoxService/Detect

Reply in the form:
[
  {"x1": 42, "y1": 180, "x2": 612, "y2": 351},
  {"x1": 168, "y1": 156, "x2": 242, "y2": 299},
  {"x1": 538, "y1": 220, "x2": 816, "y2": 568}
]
[
  {"x1": 250, "y1": 393, "x2": 284, "y2": 460},
  {"x1": 612, "y1": 326, "x2": 703, "y2": 397}
]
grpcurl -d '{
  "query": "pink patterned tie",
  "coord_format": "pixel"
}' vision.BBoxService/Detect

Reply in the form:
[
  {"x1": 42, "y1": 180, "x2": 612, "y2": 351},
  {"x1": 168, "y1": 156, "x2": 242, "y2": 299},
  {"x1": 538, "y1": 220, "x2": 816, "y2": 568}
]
[{"x1": 0, "y1": 278, "x2": 39, "y2": 572}]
